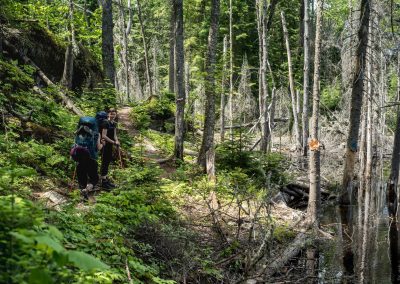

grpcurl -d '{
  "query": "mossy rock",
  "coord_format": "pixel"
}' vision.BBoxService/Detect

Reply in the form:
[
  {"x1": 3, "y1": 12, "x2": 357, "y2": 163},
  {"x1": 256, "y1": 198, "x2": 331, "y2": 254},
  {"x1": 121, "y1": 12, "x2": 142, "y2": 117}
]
[{"x1": 3, "y1": 23, "x2": 103, "y2": 90}]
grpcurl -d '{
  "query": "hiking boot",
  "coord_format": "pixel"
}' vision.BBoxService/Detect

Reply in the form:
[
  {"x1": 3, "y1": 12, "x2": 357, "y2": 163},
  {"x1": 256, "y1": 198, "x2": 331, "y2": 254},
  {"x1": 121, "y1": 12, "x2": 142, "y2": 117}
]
[
  {"x1": 85, "y1": 183, "x2": 94, "y2": 192},
  {"x1": 105, "y1": 178, "x2": 116, "y2": 188},
  {"x1": 80, "y1": 188, "x2": 89, "y2": 201},
  {"x1": 101, "y1": 179, "x2": 114, "y2": 191}
]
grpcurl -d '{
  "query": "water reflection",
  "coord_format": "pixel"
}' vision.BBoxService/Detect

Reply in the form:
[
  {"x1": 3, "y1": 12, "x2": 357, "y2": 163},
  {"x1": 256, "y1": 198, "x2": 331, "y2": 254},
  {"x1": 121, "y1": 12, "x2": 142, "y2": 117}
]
[
  {"x1": 319, "y1": 186, "x2": 393, "y2": 283},
  {"x1": 390, "y1": 217, "x2": 400, "y2": 283}
]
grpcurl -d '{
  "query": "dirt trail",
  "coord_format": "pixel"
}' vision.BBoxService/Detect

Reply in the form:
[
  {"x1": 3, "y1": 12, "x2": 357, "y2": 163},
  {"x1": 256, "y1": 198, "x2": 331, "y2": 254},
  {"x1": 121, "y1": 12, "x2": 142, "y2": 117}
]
[
  {"x1": 118, "y1": 106, "x2": 164, "y2": 161},
  {"x1": 118, "y1": 106, "x2": 176, "y2": 175}
]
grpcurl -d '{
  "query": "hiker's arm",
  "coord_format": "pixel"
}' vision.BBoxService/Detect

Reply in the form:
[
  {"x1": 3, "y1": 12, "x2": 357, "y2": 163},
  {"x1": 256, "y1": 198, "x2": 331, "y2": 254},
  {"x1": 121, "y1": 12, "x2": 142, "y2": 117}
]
[
  {"x1": 97, "y1": 135, "x2": 103, "y2": 150},
  {"x1": 101, "y1": 128, "x2": 115, "y2": 144},
  {"x1": 114, "y1": 128, "x2": 120, "y2": 146}
]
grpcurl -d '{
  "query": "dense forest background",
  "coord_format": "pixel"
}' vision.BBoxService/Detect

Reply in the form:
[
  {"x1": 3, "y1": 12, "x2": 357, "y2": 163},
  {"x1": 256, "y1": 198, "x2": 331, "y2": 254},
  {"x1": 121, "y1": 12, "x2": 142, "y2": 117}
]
[{"x1": 1, "y1": 0, "x2": 400, "y2": 283}]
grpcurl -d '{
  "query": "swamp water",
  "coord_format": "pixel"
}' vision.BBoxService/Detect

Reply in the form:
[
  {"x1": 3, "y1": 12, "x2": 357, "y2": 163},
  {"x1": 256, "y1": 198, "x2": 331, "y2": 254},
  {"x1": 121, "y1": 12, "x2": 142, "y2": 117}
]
[{"x1": 316, "y1": 185, "x2": 397, "y2": 283}]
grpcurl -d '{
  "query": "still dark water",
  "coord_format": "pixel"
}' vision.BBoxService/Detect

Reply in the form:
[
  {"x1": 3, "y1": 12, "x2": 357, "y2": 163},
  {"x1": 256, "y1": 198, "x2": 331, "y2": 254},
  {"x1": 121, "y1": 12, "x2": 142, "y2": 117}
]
[{"x1": 318, "y1": 188, "x2": 395, "y2": 283}]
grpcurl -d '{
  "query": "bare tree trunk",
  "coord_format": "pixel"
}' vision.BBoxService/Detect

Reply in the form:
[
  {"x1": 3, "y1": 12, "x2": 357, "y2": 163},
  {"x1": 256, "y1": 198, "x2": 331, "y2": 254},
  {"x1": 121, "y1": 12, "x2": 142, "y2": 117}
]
[
  {"x1": 220, "y1": 35, "x2": 228, "y2": 142},
  {"x1": 136, "y1": 0, "x2": 153, "y2": 97},
  {"x1": 117, "y1": 0, "x2": 132, "y2": 101},
  {"x1": 260, "y1": 0, "x2": 269, "y2": 152},
  {"x1": 307, "y1": 0, "x2": 323, "y2": 225},
  {"x1": 102, "y1": 0, "x2": 115, "y2": 85},
  {"x1": 198, "y1": 0, "x2": 220, "y2": 171},
  {"x1": 387, "y1": 55, "x2": 400, "y2": 218},
  {"x1": 61, "y1": 0, "x2": 75, "y2": 89},
  {"x1": 169, "y1": 0, "x2": 176, "y2": 93},
  {"x1": 341, "y1": 0, "x2": 371, "y2": 205},
  {"x1": 174, "y1": 0, "x2": 185, "y2": 161},
  {"x1": 281, "y1": 11, "x2": 301, "y2": 150},
  {"x1": 229, "y1": 0, "x2": 234, "y2": 139},
  {"x1": 302, "y1": 0, "x2": 310, "y2": 157}
]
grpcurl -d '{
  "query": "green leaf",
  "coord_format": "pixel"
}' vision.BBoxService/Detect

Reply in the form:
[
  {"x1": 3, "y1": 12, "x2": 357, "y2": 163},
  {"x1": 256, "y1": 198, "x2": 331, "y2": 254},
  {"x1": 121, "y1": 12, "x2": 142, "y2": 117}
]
[
  {"x1": 35, "y1": 235, "x2": 64, "y2": 253},
  {"x1": 10, "y1": 231, "x2": 34, "y2": 244},
  {"x1": 67, "y1": 250, "x2": 109, "y2": 271},
  {"x1": 48, "y1": 225, "x2": 63, "y2": 240},
  {"x1": 28, "y1": 268, "x2": 53, "y2": 284}
]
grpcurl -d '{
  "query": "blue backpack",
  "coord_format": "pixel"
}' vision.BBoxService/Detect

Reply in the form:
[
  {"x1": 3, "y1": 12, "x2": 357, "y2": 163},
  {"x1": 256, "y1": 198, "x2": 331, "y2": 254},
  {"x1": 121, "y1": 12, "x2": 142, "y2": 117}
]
[{"x1": 71, "y1": 116, "x2": 99, "y2": 161}]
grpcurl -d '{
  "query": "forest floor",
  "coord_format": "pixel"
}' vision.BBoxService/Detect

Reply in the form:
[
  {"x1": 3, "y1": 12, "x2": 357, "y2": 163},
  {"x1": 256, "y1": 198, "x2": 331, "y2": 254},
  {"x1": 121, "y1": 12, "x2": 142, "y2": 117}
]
[{"x1": 31, "y1": 106, "x2": 340, "y2": 282}]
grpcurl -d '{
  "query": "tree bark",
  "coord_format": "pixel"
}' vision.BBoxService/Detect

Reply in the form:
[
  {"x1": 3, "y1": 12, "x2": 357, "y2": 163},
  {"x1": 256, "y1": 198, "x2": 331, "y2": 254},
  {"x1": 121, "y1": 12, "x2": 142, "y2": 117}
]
[
  {"x1": 388, "y1": 68, "x2": 400, "y2": 218},
  {"x1": 220, "y1": 35, "x2": 228, "y2": 142},
  {"x1": 136, "y1": 0, "x2": 153, "y2": 97},
  {"x1": 61, "y1": 0, "x2": 75, "y2": 89},
  {"x1": 174, "y1": 0, "x2": 186, "y2": 161},
  {"x1": 101, "y1": 0, "x2": 115, "y2": 85},
  {"x1": 117, "y1": 0, "x2": 132, "y2": 101},
  {"x1": 259, "y1": 1, "x2": 269, "y2": 152},
  {"x1": 228, "y1": 0, "x2": 234, "y2": 139},
  {"x1": 302, "y1": 0, "x2": 310, "y2": 157},
  {"x1": 307, "y1": 0, "x2": 323, "y2": 225},
  {"x1": 341, "y1": 0, "x2": 370, "y2": 205},
  {"x1": 198, "y1": 0, "x2": 220, "y2": 171},
  {"x1": 281, "y1": 11, "x2": 301, "y2": 150},
  {"x1": 169, "y1": 0, "x2": 176, "y2": 93}
]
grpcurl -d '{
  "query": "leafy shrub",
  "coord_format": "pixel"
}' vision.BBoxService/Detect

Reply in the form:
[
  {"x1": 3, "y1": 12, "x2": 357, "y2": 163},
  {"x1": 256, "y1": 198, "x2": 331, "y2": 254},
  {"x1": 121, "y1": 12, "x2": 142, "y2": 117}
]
[
  {"x1": 78, "y1": 84, "x2": 117, "y2": 114},
  {"x1": 0, "y1": 196, "x2": 111, "y2": 283},
  {"x1": 216, "y1": 139, "x2": 289, "y2": 187},
  {"x1": 130, "y1": 92, "x2": 175, "y2": 131},
  {"x1": 129, "y1": 104, "x2": 151, "y2": 130},
  {"x1": 321, "y1": 83, "x2": 341, "y2": 112},
  {"x1": 259, "y1": 152, "x2": 289, "y2": 186}
]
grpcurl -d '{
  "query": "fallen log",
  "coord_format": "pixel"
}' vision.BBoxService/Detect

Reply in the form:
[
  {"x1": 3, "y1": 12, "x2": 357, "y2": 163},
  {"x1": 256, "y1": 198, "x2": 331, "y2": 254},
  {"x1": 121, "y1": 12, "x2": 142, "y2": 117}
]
[
  {"x1": 184, "y1": 148, "x2": 198, "y2": 156},
  {"x1": 3, "y1": 39, "x2": 83, "y2": 116},
  {"x1": 263, "y1": 231, "x2": 309, "y2": 277}
]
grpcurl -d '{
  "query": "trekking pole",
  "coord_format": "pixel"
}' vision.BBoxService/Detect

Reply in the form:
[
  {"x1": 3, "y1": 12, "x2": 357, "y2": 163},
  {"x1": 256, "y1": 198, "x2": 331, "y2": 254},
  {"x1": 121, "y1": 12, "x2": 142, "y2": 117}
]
[
  {"x1": 118, "y1": 146, "x2": 124, "y2": 169},
  {"x1": 69, "y1": 165, "x2": 77, "y2": 192}
]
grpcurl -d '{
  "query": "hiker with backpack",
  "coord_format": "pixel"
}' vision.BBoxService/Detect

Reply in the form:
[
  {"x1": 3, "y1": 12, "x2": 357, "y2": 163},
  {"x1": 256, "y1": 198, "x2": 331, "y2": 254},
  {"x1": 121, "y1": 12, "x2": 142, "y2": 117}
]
[
  {"x1": 70, "y1": 116, "x2": 104, "y2": 199},
  {"x1": 99, "y1": 108, "x2": 120, "y2": 189}
]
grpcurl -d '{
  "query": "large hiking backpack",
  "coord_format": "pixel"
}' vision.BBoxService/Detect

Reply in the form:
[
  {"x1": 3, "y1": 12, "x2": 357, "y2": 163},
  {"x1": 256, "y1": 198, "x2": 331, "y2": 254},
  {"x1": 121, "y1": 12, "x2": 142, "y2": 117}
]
[
  {"x1": 70, "y1": 116, "x2": 99, "y2": 161},
  {"x1": 95, "y1": 111, "x2": 108, "y2": 134}
]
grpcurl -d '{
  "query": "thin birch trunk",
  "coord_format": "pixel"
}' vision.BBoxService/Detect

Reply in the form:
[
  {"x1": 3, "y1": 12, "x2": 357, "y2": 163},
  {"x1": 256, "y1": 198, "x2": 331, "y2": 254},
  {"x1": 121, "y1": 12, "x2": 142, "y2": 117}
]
[
  {"x1": 341, "y1": 0, "x2": 371, "y2": 204},
  {"x1": 136, "y1": 0, "x2": 153, "y2": 97},
  {"x1": 307, "y1": 0, "x2": 323, "y2": 225},
  {"x1": 281, "y1": 11, "x2": 301, "y2": 150},
  {"x1": 220, "y1": 35, "x2": 228, "y2": 142},
  {"x1": 303, "y1": 0, "x2": 311, "y2": 156},
  {"x1": 174, "y1": 0, "x2": 185, "y2": 161}
]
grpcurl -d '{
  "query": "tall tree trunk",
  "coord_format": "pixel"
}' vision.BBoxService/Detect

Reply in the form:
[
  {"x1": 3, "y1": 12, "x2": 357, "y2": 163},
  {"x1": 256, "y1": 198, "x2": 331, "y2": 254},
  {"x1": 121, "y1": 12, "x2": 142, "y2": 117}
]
[
  {"x1": 387, "y1": 55, "x2": 400, "y2": 218},
  {"x1": 307, "y1": 0, "x2": 323, "y2": 225},
  {"x1": 341, "y1": 0, "x2": 370, "y2": 204},
  {"x1": 302, "y1": 0, "x2": 310, "y2": 157},
  {"x1": 281, "y1": 11, "x2": 301, "y2": 150},
  {"x1": 220, "y1": 35, "x2": 228, "y2": 142},
  {"x1": 61, "y1": 0, "x2": 75, "y2": 89},
  {"x1": 174, "y1": 0, "x2": 185, "y2": 161},
  {"x1": 229, "y1": 0, "x2": 234, "y2": 139},
  {"x1": 136, "y1": 0, "x2": 153, "y2": 97},
  {"x1": 117, "y1": 0, "x2": 132, "y2": 102},
  {"x1": 198, "y1": 0, "x2": 220, "y2": 172},
  {"x1": 260, "y1": 0, "x2": 270, "y2": 152},
  {"x1": 101, "y1": 0, "x2": 115, "y2": 85},
  {"x1": 169, "y1": 0, "x2": 176, "y2": 93}
]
